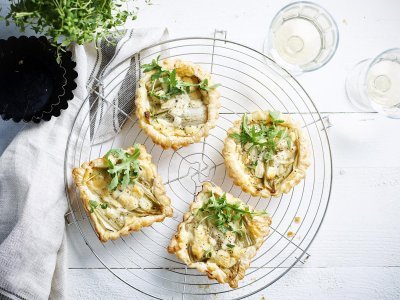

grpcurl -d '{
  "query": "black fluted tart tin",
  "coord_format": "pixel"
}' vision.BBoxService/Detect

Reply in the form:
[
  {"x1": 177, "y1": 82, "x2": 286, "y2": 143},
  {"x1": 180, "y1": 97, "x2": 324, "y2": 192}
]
[{"x1": 0, "y1": 36, "x2": 77, "y2": 123}]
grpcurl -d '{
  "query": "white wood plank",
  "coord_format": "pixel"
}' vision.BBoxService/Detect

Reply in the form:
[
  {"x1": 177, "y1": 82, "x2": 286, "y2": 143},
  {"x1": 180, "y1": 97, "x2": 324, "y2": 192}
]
[
  {"x1": 67, "y1": 267, "x2": 400, "y2": 299},
  {"x1": 328, "y1": 113, "x2": 400, "y2": 168}
]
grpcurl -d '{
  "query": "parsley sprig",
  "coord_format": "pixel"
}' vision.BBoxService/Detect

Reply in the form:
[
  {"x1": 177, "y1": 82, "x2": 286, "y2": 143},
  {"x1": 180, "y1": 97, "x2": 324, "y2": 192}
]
[
  {"x1": 230, "y1": 111, "x2": 292, "y2": 163},
  {"x1": 141, "y1": 56, "x2": 220, "y2": 101},
  {"x1": 104, "y1": 146, "x2": 140, "y2": 191},
  {"x1": 198, "y1": 192, "x2": 267, "y2": 236}
]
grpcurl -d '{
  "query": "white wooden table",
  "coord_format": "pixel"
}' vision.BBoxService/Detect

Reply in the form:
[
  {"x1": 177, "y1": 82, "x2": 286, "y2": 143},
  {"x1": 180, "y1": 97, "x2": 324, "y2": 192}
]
[{"x1": 1, "y1": 0, "x2": 400, "y2": 299}]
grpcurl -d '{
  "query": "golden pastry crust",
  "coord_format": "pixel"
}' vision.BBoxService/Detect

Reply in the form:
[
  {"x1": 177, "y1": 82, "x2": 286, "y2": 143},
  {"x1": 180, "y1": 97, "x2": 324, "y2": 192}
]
[
  {"x1": 168, "y1": 182, "x2": 271, "y2": 288},
  {"x1": 72, "y1": 145, "x2": 173, "y2": 242},
  {"x1": 223, "y1": 111, "x2": 310, "y2": 198},
  {"x1": 135, "y1": 59, "x2": 221, "y2": 150}
]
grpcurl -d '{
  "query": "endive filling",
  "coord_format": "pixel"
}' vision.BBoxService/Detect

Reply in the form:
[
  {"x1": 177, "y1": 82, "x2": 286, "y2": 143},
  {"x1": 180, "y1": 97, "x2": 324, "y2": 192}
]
[
  {"x1": 84, "y1": 147, "x2": 163, "y2": 232},
  {"x1": 140, "y1": 57, "x2": 218, "y2": 135},
  {"x1": 185, "y1": 191, "x2": 267, "y2": 272},
  {"x1": 230, "y1": 112, "x2": 298, "y2": 194}
]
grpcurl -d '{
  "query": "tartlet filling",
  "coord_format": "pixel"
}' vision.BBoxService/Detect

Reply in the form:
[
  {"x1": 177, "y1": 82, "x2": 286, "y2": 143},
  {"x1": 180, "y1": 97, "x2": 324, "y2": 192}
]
[
  {"x1": 141, "y1": 57, "x2": 217, "y2": 136},
  {"x1": 185, "y1": 191, "x2": 267, "y2": 266},
  {"x1": 168, "y1": 183, "x2": 271, "y2": 288},
  {"x1": 230, "y1": 112, "x2": 298, "y2": 194},
  {"x1": 83, "y1": 146, "x2": 164, "y2": 232}
]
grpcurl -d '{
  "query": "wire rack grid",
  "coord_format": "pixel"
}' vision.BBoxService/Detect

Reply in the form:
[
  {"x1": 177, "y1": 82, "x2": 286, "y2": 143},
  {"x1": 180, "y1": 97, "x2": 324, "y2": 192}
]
[{"x1": 64, "y1": 37, "x2": 333, "y2": 299}]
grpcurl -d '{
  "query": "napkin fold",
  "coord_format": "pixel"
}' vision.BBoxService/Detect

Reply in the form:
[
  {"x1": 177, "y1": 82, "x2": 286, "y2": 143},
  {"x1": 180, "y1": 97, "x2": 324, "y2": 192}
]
[{"x1": 0, "y1": 27, "x2": 168, "y2": 300}]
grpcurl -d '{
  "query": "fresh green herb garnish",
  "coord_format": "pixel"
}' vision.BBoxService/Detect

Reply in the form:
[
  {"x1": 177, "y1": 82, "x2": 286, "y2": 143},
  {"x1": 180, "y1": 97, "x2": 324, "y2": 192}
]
[
  {"x1": 226, "y1": 243, "x2": 235, "y2": 249},
  {"x1": 89, "y1": 200, "x2": 108, "y2": 213},
  {"x1": 2, "y1": 0, "x2": 138, "y2": 61},
  {"x1": 104, "y1": 146, "x2": 140, "y2": 191},
  {"x1": 198, "y1": 192, "x2": 267, "y2": 236},
  {"x1": 230, "y1": 111, "x2": 292, "y2": 163},
  {"x1": 89, "y1": 200, "x2": 98, "y2": 213},
  {"x1": 141, "y1": 55, "x2": 220, "y2": 101},
  {"x1": 204, "y1": 249, "x2": 212, "y2": 258}
]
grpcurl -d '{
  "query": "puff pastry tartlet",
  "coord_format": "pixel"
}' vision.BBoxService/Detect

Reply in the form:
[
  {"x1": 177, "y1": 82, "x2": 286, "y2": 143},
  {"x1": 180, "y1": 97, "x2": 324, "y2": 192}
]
[
  {"x1": 72, "y1": 145, "x2": 173, "y2": 242},
  {"x1": 136, "y1": 57, "x2": 221, "y2": 149},
  {"x1": 223, "y1": 111, "x2": 310, "y2": 198},
  {"x1": 168, "y1": 182, "x2": 271, "y2": 288}
]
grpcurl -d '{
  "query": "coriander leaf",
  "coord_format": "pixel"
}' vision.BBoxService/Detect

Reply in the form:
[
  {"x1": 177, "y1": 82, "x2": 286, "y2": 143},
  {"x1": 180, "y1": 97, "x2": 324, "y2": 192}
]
[
  {"x1": 226, "y1": 244, "x2": 235, "y2": 249},
  {"x1": 100, "y1": 203, "x2": 108, "y2": 209}
]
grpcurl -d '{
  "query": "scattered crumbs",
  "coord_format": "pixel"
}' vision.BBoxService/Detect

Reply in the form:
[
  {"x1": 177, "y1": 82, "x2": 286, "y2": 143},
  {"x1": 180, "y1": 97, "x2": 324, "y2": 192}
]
[
  {"x1": 199, "y1": 284, "x2": 210, "y2": 289},
  {"x1": 342, "y1": 18, "x2": 347, "y2": 25},
  {"x1": 18, "y1": 59, "x2": 24, "y2": 65},
  {"x1": 287, "y1": 231, "x2": 294, "y2": 238},
  {"x1": 294, "y1": 216, "x2": 301, "y2": 224},
  {"x1": 261, "y1": 295, "x2": 266, "y2": 300}
]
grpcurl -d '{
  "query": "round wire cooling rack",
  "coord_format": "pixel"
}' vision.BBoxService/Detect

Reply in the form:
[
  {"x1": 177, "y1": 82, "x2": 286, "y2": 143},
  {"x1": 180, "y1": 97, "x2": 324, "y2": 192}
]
[{"x1": 64, "y1": 37, "x2": 332, "y2": 299}]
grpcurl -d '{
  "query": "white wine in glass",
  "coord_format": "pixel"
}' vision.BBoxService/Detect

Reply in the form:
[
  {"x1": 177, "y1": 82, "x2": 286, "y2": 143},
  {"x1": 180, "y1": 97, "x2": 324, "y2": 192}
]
[
  {"x1": 265, "y1": 1, "x2": 339, "y2": 75},
  {"x1": 346, "y1": 48, "x2": 400, "y2": 118}
]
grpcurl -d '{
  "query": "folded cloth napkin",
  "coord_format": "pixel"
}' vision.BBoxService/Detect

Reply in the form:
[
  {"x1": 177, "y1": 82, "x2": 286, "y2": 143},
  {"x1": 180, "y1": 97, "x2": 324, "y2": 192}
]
[{"x1": 0, "y1": 27, "x2": 168, "y2": 300}]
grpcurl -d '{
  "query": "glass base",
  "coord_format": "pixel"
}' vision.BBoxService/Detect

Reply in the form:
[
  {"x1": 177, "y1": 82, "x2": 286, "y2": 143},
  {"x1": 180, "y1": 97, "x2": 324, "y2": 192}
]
[{"x1": 345, "y1": 59, "x2": 374, "y2": 111}]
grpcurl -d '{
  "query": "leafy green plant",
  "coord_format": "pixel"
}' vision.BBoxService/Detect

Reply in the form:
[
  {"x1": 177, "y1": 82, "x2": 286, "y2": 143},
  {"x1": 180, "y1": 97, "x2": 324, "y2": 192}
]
[
  {"x1": 1, "y1": 0, "x2": 137, "y2": 60},
  {"x1": 141, "y1": 55, "x2": 220, "y2": 101}
]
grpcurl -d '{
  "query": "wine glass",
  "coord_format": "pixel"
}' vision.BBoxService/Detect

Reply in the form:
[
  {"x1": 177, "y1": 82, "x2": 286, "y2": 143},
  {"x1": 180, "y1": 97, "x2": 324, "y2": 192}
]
[
  {"x1": 345, "y1": 48, "x2": 400, "y2": 119},
  {"x1": 264, "y1": 1, "x2": 339, "y2": 75}
]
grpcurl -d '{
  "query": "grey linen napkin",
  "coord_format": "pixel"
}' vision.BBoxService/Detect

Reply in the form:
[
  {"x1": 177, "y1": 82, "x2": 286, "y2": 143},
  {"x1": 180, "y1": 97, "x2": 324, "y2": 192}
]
[{"x1": 0, "y1": 27, "x2": 168, "y2": 300}]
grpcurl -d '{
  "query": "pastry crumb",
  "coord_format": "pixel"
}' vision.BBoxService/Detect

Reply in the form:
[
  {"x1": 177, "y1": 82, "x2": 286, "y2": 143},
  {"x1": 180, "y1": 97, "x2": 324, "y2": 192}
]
[
  {"x1": 294, "y1": 216, "x2": 301, "y2": 223},
  {"x1": 199, "y1": 284, "x2": 210, "y2": 289},
  {"x1": 287, "y1": 231, "x2": 294, "y2": 238}
]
